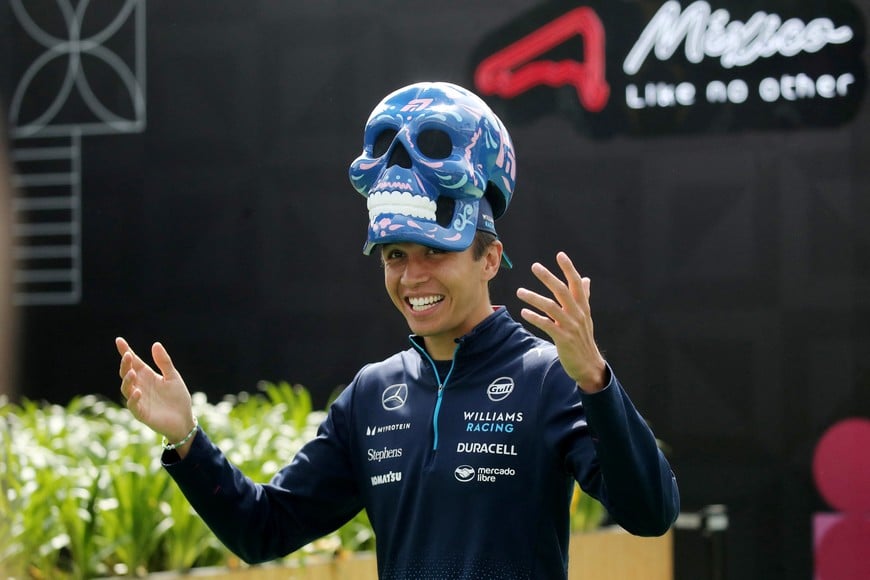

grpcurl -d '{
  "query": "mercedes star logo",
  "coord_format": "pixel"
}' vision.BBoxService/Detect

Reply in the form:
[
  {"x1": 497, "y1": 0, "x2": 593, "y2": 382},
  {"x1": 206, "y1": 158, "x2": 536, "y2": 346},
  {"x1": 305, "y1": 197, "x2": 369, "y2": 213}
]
[{"x1": 382, "y1": 383, "x2": 409, "y2": 411}]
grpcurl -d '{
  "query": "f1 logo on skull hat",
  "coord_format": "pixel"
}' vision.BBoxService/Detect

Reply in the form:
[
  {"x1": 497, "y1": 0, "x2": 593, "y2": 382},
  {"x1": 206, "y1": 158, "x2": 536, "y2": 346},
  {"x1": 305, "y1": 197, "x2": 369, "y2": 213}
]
[
  {"x1": 400, "y1": 98, "x2": 434, "y2": 112},
  {"x1": 382, "y1": 383, "x2": 409, "y2": 411}
]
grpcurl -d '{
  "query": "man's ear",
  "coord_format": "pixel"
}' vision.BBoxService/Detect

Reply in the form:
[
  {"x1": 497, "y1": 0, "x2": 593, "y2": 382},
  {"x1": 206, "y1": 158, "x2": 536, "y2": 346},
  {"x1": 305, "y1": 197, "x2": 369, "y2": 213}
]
[{"x1": 482, "y1": 240, "x2": 503, "y2": 281}]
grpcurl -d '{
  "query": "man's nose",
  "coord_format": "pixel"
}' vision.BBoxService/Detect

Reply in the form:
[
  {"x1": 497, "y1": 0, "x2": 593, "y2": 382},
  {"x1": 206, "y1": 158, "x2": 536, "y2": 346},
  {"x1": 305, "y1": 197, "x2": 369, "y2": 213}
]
[{"x1": 401, "y1": 254, "x2": 429, "y2": 285}]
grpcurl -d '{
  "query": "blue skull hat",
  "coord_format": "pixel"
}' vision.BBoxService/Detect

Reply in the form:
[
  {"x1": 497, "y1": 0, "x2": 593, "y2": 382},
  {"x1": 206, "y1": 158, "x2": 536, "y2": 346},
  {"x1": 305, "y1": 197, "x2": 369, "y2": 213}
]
[{"x1": 349, "y1": 82, "x2": 516, "y2": 263}]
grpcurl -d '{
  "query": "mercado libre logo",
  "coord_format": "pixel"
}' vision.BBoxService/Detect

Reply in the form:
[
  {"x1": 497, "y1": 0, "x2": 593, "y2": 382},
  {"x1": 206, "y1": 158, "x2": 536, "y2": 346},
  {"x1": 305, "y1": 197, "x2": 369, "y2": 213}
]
[{"x1": 470, "y1": 0, "x2": 867, "y2": 137}]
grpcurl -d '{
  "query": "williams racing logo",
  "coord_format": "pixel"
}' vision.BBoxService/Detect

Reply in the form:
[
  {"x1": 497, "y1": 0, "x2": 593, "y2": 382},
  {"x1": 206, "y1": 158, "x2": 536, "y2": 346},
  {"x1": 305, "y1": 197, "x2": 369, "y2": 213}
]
[{"x1": 464, "y1": 410, "x2": 524, "y2": 433}]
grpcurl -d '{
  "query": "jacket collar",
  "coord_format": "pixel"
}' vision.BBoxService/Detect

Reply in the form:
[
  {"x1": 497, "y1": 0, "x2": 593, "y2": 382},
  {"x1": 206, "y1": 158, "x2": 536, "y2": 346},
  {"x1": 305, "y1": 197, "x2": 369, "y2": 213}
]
[{"x1": 408, "y1": 306, "x2": 520, "y2": 363}]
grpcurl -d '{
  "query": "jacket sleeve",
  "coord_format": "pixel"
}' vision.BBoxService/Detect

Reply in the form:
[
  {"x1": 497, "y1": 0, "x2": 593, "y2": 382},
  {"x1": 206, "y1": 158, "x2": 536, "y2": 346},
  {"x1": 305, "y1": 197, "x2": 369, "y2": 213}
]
[
  {"x1": 551, "y1": 363, "x2": 680, "y2": 536},
  {"x1": 163, "y1": 385, "x2": 363, "y2": 564}
]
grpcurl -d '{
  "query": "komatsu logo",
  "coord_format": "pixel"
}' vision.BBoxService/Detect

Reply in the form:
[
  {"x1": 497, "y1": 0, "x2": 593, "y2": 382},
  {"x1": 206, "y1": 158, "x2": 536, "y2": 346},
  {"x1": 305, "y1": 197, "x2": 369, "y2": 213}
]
[{"x1": 370, "y1": 471, "x2": 403, "y2": 486}]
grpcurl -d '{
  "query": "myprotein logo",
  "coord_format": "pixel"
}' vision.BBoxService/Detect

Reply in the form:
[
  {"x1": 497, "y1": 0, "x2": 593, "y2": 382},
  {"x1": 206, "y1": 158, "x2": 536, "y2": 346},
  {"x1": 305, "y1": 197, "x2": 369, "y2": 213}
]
[
  {"x1": 382, "y1": 383, "x2": 408, "y2": 411},
  {"x1": 472, "y1": 0, "x2": 865, "y2": 136},
  {"x1": 366, "y1": 422, "x2": 412, "y2": 437},
  {"x1": 487, "y1": 377, "x2": 515, "y2": 402}
]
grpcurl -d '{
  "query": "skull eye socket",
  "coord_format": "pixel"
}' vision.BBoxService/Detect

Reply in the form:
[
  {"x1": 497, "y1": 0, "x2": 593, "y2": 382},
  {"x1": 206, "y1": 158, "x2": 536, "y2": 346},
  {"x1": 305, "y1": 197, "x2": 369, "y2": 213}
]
[
  {"x1": 372, "y1": 128, "x2": 398, "y2": 158},
  {"x1": 417, "y1": 129, "x2": 452, "y2": 160}
]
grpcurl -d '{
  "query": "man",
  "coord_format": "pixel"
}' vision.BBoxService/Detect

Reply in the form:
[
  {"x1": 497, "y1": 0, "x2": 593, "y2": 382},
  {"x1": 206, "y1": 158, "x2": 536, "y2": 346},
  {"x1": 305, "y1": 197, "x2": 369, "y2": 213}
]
[{"x1": 118, "y1": 82, "x2": 679, "y2": 579}]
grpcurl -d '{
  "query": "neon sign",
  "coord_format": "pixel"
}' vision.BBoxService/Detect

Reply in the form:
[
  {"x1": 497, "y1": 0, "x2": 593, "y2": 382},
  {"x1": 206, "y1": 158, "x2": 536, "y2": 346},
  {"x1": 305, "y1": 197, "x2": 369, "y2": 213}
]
[
  {"x1": 471, "y1": 1, "x2": 866, "y2": 136},
  {"x1": 623, "y1": 1, "x2": 854, "y2": 73},
  {"x1": 474, "y1": 7, "x2": 609, "y2": 112}
]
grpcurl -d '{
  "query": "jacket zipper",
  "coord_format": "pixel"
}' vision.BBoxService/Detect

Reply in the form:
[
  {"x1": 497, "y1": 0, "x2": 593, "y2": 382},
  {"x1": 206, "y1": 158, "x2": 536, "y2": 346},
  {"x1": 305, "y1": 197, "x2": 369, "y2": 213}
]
[{"x1": 415, "y1": 342, "x2": 461, "y2": 451}]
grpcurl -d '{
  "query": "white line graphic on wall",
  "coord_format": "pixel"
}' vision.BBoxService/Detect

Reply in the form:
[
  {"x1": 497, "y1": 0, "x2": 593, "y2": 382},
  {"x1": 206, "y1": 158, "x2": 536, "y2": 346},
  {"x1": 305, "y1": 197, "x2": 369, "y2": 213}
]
[{"x1": 8, "y1": 0, "x2": 147, "y2": 305}]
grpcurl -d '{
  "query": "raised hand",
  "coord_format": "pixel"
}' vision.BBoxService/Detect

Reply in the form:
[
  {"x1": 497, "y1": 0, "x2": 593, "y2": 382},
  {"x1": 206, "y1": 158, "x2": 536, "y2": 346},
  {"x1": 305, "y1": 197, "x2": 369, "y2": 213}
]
[
  {"x1": 116, "y1": 337, "x2": 196, "y2": 444},
  {"x1": 516, "y1": 252, "x2": 607, "y2": 392}
]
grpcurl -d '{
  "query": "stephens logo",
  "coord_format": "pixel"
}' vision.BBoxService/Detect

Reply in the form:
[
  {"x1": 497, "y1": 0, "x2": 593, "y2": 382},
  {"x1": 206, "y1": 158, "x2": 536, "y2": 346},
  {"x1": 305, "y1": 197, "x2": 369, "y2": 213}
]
[
  {"x1": 367, "y1": 447, "x2": 403, "y2": 462},
  {"x1": 382, "y1": 383, "x2": 408, "y2": 411},
  {"x1": 471, "y1": 0, "x2": 866, "y2": 136}
]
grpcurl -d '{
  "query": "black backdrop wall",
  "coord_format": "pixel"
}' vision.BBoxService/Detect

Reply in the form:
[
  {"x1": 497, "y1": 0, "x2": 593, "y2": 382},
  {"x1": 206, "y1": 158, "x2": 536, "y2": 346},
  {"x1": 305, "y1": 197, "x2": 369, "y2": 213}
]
[{"x1": 3, "y1": 1, "x2": 869, "y2": 578}]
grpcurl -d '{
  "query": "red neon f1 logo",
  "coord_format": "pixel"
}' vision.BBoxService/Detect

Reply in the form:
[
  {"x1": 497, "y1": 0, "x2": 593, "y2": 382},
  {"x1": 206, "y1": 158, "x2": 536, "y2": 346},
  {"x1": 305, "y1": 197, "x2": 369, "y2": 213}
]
[{"x1": 474, "y1": 7, "x2": 610, "y2": 112}]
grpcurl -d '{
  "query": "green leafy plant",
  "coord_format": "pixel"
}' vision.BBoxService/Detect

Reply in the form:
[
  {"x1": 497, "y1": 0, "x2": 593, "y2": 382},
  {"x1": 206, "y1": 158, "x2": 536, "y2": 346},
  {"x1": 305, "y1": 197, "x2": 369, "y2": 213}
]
[
  {"x1": 568, "y1": 437, "x2": 671, "y2": 533},
  {"x1": 0, "y1": 385, "x2": 371, "y2": 579},
  {"x1": 570, "y1": 484, "x2": 608, "y2": 533}
]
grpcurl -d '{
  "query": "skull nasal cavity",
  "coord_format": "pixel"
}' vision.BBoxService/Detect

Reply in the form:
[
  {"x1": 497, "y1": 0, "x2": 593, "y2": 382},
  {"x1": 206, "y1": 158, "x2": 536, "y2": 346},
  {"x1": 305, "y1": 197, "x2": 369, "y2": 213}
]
[{"x1": 388, "y1": 143, "x2": 412, "y2": 169}]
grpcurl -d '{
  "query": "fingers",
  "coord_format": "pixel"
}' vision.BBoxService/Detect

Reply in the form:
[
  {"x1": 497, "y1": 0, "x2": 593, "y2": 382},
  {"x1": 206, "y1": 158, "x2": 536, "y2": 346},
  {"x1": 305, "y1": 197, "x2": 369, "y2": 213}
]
[
  {"x1": 120, "y1": 367, "x2": 138, "y2": 401},
  {"x1": 151, "y1": 342, "x2": 179, "y2": 380},
  {"x1": 117, "y1": 336, "x2": 159, "y2": 406},
  {"x1": 517, "y1": 301, "x2": 556, "y2": 336},
  {"x1": 516, "y1": 286, "x2": 560, "y2": 323},
  {"x1": 516, "y1": 251, "x2": 595, "y2": 334},
  {"x1": 555, "y1": 252, "x2": 589, "y2": 304},
  {"x1": 115, "y1": 336, "x2": 130, "y2": 357},
  {"x1": 117, "y1": 338, "x2": 147, "y2": 382},
  {"x1": 520, "y1": 253, "x2": 590, "y2": 313},
  {"x1": 530, "y1": 261, "x2": 568, "y2": 300}
]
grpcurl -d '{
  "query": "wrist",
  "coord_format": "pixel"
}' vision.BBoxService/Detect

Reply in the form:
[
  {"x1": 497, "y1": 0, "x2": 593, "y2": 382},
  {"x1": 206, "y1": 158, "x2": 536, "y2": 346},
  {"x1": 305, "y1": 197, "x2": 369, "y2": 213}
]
[
  {"x1": 577, "y1": 360, "x2": 608, "y2": 393},
  {"x1": 162, "y1": 416, "x2": 198, "y2": 451}
]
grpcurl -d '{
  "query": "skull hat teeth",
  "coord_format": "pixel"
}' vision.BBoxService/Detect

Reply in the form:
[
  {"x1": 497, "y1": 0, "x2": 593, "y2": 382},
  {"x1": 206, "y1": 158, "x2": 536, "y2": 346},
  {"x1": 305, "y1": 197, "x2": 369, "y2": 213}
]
[
  {"x1": 349, "y1": 82, "x2": 516, "y2": 256},
  {"x1": 367, "y1": 191, "x2": 437, "y2": 222}
]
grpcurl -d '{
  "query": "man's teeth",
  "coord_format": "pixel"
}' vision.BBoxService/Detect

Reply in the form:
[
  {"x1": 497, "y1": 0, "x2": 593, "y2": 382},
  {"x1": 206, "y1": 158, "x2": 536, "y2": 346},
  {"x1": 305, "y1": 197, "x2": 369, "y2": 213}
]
[{"x1": 408, "y1": 295, "x2": 444, "y2": 311}]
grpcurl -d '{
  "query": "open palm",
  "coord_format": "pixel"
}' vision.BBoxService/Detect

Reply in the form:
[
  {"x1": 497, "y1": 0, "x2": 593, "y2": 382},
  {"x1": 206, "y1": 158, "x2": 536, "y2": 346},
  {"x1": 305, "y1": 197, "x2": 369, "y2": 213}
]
[{"x1": 116, "y1": 336, "x2": 195, "y2": 442}]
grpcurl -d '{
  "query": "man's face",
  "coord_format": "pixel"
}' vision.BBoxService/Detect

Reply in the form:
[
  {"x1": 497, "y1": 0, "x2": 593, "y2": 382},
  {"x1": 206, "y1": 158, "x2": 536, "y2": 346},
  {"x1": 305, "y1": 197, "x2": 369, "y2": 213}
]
[{"x1": 380, "y1": 241, "x2": 500, "y2": 360}]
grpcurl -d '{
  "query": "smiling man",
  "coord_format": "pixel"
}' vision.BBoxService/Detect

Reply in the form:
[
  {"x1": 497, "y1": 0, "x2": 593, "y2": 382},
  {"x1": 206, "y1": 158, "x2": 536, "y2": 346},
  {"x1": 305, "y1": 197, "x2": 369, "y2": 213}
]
[{"x1": 117, "y1": 81, "x2": 679, "y2": 580}]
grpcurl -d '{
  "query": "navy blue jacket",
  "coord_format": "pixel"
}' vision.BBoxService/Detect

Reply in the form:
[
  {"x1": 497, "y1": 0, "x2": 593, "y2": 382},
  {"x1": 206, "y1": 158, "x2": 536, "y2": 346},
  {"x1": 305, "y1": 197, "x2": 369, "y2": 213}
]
[{"x1": 165, "y1": 308, "x2": 679, "y2": 579}]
